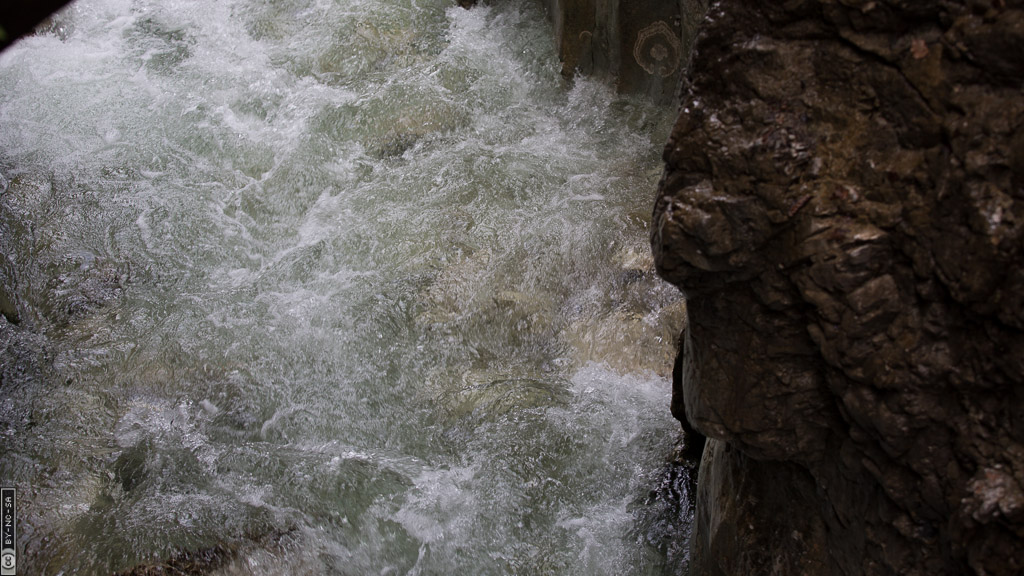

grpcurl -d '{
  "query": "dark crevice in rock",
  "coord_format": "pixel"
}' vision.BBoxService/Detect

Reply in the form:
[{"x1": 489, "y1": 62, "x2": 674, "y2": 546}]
[
  {"x1": 672, "y1": 331, "x2": 706, "y2": 460},
  {"x1": 832, "y1": 34, "x2": 942, "y2": 120}
]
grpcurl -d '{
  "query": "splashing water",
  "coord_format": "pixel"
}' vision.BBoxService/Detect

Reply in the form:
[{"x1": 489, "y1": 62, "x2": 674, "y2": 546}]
[{"x1": 0, "y1": 0, "x2": 691, "y2": 573}]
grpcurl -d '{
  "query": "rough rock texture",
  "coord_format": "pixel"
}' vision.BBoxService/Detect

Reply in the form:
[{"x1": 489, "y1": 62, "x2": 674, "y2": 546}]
[
  {"x1": 651, "y1": 1, "x2": 1024, "y2": 574},
  {"x1": 691, "y1": 439, "x2": 829, "y2": 576}
]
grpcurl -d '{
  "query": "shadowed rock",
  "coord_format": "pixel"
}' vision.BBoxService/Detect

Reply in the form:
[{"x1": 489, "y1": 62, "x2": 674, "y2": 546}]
[
  {"x1": 653, "y1": 1, "x2": 1024, "y2": 574},
  {"x1": 0, "y1": 1, "x2": 75, "y2": 51}
]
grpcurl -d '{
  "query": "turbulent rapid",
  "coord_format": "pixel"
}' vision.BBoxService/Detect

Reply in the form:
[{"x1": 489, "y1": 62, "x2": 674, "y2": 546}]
[{"x1": 0, "y1": 0, "x2": 690, "y2": 573}]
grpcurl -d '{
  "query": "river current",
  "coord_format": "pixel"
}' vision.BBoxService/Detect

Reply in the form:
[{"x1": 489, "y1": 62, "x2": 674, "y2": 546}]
[{"x1": 0, "y1": 0, "x2": 690, "y2": 573}]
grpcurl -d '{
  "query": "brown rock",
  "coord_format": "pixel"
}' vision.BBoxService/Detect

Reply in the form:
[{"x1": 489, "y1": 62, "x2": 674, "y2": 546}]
[
  {"x1": 691, "y1": 439, "x2": 828, "y2": 576},
  {"x1": 653, "y1": 1, "x2": 1024, "y2": 574}
]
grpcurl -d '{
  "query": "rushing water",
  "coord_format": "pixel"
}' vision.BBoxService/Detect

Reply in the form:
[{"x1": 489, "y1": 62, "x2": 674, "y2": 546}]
[{"x1": 0, "y1": 0, "x2": 691, "y2": 573}]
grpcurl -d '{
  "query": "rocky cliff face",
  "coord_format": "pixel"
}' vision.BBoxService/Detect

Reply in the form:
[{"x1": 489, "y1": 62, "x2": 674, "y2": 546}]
[{"x1": 651, "y1": 1, "x2": 1024, "y2": 574}]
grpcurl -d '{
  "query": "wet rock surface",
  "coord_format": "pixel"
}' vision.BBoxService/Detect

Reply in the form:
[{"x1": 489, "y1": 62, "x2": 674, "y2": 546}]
[{"x1": 652, "y1": 1, "x2": 1024, "y2": 574}]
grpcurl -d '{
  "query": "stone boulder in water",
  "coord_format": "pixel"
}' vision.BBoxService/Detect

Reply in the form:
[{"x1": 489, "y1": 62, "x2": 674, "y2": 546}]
[{"x1": 652, "y1": 1, "x2": 1024, "y2": 574}]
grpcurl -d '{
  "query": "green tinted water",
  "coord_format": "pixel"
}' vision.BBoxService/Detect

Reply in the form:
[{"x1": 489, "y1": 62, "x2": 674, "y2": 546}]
[{"x1": 0, "y1": 0, "x2": 689, "y2": 573}]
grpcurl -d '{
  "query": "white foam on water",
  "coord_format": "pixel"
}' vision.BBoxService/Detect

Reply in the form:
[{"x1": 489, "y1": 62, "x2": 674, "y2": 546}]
[{"x1": 0, "y1": 0, "x2": 686, "y2": 572}]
